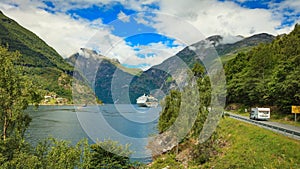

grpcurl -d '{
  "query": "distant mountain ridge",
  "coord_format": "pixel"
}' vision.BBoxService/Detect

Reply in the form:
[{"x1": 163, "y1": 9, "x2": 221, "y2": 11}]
[
  {"x1": 66, "y1": 48, "x2": 142, "y2": 76},
  {"x1": 214, "y1": 33, "x2": 275, "y2": 56},
  {"x1": 127, "y1": 33, "x2": 275, "y2": 103},
  {"x1": 67, "y1": 33, "x2": 275, "y2": 103},
  {"x1": 66, "y1": 48, "x2": 140, "y2": 103}
]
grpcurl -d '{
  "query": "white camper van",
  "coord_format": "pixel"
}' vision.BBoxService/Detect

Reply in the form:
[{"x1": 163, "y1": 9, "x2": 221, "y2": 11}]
[{"x1": 250, "y1": 107, "x2": 270, "y2": 120}]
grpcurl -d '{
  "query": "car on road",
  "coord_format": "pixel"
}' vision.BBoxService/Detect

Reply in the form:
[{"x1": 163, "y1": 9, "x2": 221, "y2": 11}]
[{"x1": 250, "y1": 107, "x2": 270, "y2": 120}]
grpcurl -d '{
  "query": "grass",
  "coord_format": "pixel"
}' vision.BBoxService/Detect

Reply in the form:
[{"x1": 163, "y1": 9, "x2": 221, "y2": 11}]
[
  {"x1": 148, "y1": 117, "x2": 300, "y2": 168},
  {"x1": 220, "y1": 54, "x2": 237, "y2": 64},
  {"x1": 148, "y1": 154, "x2": 184, "y2": 169},
  {"x1": 108, "y1": 58, "x2": 142, "y2": 76},
  {"x1": 203, "y1": 117, "x2": 300, "y2": 169},
  {"x1": 271, "y1": 113, "x2": 300, "y2": 127}
]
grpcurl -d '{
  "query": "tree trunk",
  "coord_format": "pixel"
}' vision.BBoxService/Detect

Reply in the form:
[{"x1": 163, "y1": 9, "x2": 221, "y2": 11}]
[{"x1": 3, "y1": 116, "x2": 7, "y2": 141}]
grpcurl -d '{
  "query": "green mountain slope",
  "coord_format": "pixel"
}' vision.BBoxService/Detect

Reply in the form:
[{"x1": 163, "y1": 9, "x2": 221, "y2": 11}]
[
  {"x1": 0, "y1": 11, "x2": 72, "y2": 71},
  {"x1": 0, "y1": 11, "x2": 75, "y2": 101},
  {"x1": 225, "y1": 24, "x2": 300, "y2": 113}
]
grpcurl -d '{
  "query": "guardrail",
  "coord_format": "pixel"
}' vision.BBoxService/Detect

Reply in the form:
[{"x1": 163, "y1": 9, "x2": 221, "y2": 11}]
[{"x1": 226, "y1": 112, "x2": 300, "y2": 140}]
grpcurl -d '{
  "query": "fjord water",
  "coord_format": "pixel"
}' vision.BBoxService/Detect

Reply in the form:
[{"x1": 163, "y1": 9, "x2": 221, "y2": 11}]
[{"x1": 25, "y1": 104, "x2": 160, "y2": 161}]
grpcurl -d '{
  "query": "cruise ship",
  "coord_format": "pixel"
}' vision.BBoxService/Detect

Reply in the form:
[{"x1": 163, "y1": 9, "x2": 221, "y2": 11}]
[{"x1": 136, "y1": 94, "x2": 158, "y2": 107}]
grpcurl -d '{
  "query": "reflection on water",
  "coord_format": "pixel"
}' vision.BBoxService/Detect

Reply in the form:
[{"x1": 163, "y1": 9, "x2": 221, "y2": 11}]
[{"x1": 25, "y1": 104, "x2": 160, "y2": 161}]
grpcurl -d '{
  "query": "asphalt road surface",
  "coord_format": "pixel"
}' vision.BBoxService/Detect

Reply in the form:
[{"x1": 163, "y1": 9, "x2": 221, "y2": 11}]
[{"x1": 226, "y1": 112, "x2": 300, "y2": 141}]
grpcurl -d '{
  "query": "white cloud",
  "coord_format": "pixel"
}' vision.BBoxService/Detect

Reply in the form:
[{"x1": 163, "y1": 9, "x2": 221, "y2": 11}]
[
  {"x1": 105, "y1": 41, "x2": 184, "y2": 70},
  {"x1": 134, "y1": 12, "x2": 155, "y2": 26},
  {"x1": 117, "y1": 11, "x2": 130, "y2": 22},
  {"x1": 0, "y1": 0, "x2": 186, "y2": 70},
  {"x1": 0, "y1": 1, "x2": 184, "y2": 71},
  {"x1": 0, "y1": 2, "x2": 17, "y2": 10},
  {"x1": 220, "y1": 34, "x2": 244, "y2": 44},
  {"x1": 1, "y1": 0, "x2": 299, "y2": 70},
  {"x1": 155, "y1": 0, "x2": 296, "y2": 38},
  {"x1": 11, "y1": 0, "x2": 159, "y2": 13},
  {"x1": 153, "y1": 13, "x2": 206, "y2": 45},
  {"x1": 269, "y1": 0, "x2": 300, "y2": 30},
  {"x1": 274, "y1": 0, "x2": 300, "y2": 13},
  {"x1": 0, "y1": 2, "x2": 105, "y2": 57}
]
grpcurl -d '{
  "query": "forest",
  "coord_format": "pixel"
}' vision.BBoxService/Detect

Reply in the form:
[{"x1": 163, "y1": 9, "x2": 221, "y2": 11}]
[{"x1": 226, "y1": 24, "x2": 300, "y2": 113}]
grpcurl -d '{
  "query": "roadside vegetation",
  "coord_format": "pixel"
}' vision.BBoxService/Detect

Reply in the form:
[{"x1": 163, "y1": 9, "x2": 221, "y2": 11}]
[
  {"x1": 150, "y1": 117, "x2": 300, "y2": 169},
  {"x1": 204, "y1": 117, "x2": 300, "y2": 169},
  {"x1": 225, "y1": 24, "x2": 300, "y2": 114}
]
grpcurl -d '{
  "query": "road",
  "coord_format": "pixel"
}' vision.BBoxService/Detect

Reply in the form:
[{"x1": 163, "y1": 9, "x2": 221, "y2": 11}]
[{"x1": 226, "y1": 112, "x2": 300, "y2": 141}]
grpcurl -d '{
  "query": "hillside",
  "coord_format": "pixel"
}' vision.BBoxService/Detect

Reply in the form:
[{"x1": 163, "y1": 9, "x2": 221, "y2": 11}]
[
  {"x1": 150, "y1": 117, "x2": 300, "y2": 168},
  {"x1": 128, "y1": 33, "x2": 274, "y2": 103},
  {"x1": 0, "y1": 11, "x2": 72, "y2": 71},
  {"x1": 66, "y1": 48, "x2": 141, "y2": 103},
  {"x1": 66, "y1": 48, "x2": 142, "y2": 76},
  {"x1": 0, "y1": 11, "x2": 85, "y2": 101},
  {"x1": 204, "y1": 118, "x2": 300, "y2": 168},
  {"x1": 215, "y1": 33, "x2": 275, "y2": 56},
  {"x1": 225, "y1": 24, "x2": 300, "y2": 113}
]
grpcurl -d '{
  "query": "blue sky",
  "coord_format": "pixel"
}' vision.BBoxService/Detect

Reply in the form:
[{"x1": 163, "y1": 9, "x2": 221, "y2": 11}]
[
  {"x1": 218, "y1": 0, "x2": 277, "y2": 9},
  {"x1": 67, "y1": 3, "x2": 136, "y2": 23},
  {"x1": 0, "y1": 0, "x2": 299, "y2": 69}
]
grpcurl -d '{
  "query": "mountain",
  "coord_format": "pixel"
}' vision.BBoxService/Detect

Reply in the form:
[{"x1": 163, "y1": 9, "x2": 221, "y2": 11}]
[
  {"x1": 0, "y1": 11, "x2": 72, "y2": 71},
  {"x1": 66, "y1": 48, "x2": 142, "y2": 103},
  {"x1": 153, "y1": 33, "x2": 275, "y2": 71},
  {"x1": 128, "y1": 33, "x2": 275, "y2": 103},
  {"x1": 65, "y1": 32, "x2": 275, "y2": 104},
  {"x1": 214, "y1": 33, "x2": 275, "y2": 56},
  {"x1": 75, "y1": 32, "x2": 275, "y2": 103},
  {"x1": 66, "y1": 48, "x2": 142, "y2": 77},
  {"x1": 0, "y1": 11, "x2": 80, "y2": 101}
]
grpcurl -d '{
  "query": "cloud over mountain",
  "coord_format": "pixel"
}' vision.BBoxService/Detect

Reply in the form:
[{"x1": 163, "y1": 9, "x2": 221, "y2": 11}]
[{"x1": 0, "y1": 0, "x2": 299, "y2": 69}]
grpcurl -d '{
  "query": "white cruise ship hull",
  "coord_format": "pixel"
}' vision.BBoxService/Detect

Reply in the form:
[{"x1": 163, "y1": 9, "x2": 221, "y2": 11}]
[{"x1": 136, "y1": 94, "x2": 158, "y2": 107}]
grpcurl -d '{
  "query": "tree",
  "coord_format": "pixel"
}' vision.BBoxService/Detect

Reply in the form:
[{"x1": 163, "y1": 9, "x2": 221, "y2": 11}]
[
  {"x1": 0, "y1": 46, "x2": 41, "y2": 161},
  {"x1": 225, "y1": 24, "x2": 300, "y2": 113},
  {"x1": 34, "y1": 138, "x2": 91, "y2": 169},
  {"x1": 158, "y1": 63, "x2": 212, "y2": 138},
  {"x1": 192, "y1": 62, "x2": 205, "y2": 78},
  {"x1": 158, "y1": 90, "x2": 181, "y2": 133},
  {"x1": 90, "y1": 140, "x2": 133, "y2": 169},
  {"x1": 0, "y1": 137, "x2": 91, "y2": 168}
]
